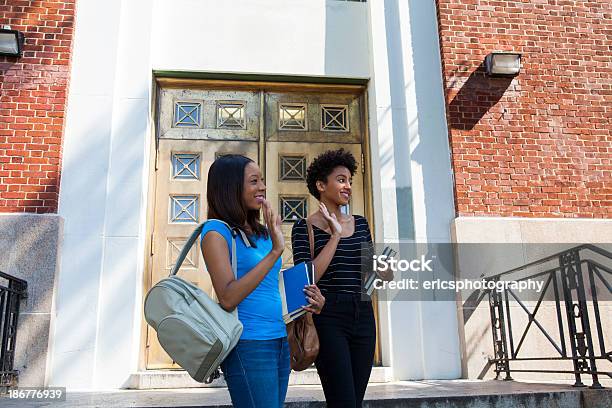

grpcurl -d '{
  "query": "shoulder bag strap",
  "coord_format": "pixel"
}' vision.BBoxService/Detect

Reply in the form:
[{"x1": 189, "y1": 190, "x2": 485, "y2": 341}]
[{"x1": 305, "y1": 218, "x2": 314, "y2": 259}]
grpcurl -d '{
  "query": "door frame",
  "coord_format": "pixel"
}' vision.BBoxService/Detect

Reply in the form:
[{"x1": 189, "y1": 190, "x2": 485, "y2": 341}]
[{"x1": 140, "y1": 76, "x2": 378, "y2": 370}]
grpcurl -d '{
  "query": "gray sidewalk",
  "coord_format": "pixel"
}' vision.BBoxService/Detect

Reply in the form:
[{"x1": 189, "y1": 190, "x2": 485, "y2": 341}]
[{"x1": 1, "y1": 380, "x2": 610, "y2": 408}]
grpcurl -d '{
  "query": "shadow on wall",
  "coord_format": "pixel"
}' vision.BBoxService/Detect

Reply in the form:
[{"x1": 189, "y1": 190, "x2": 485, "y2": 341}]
[
  {"x1": 322, "y1": 0, "x2": 414, "y2": 238},
  {"x1": 49, "y1": 91, "x2": 148, "y2": 388},
  {"x1": 447, "y1": 62, "x2": 513, "y2": 131}
]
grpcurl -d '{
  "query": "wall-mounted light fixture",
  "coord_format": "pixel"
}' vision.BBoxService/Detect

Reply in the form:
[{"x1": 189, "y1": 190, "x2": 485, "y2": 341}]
[
  {"x1": 0, "y1": 26, "x2": 25, "y2": 58},
  {"x1": 484, "y1": 51, "x2": 521, "y2": 77}
]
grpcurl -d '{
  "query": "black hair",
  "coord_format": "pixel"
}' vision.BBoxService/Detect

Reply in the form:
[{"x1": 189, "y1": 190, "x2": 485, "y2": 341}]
[
  {"x1": 207, "y1": 154, "x2": 267, "y2": 238},
  {"x1": 306, "y1": 148, "x2": 357, "y2": 200}
]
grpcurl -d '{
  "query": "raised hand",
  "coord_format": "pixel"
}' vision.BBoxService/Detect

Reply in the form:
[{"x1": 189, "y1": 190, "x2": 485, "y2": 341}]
[
  {"x1": 319, "y1": 202, "x2": 342, "y2": 236},
  {"x1": 262, "y1": 199, "x2": 284, "y2": 255}
]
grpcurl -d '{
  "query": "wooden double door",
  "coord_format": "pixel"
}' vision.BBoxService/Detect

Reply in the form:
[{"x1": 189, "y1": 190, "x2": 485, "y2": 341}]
[{"x1": 146, "y1": 81, "x2": 372, "y2": 368}]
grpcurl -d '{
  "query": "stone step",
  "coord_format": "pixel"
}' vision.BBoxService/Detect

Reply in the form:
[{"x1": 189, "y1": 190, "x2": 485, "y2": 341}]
[
  {"x1": 2, "y1": 380, "x2": 609, "y2": 408},
  {"x1": 126, "y1": 367, "x2": 394, "y2": 389}
]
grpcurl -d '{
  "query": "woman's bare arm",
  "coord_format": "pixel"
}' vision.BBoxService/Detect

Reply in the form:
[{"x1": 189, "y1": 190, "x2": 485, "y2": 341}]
[
  {"x1": 202, "y1": 199, "x2": 285, "y2": 312},
  {"x1": 201, "y1": 232, "x2": 282, "y2": 312}
]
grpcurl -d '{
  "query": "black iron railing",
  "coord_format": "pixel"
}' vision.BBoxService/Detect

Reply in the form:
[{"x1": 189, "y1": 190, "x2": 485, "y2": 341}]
[
  {"x1": 486, "y1": 244, "x2": 611, "y2": 389},
  {"x1": 0, "y1": 271, "x2": 27, "y2": 388}
]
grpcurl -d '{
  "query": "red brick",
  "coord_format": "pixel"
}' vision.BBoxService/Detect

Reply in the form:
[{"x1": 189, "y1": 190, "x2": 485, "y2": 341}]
[
  {"x1": 438, "y1": 0, "x2": 611, "y2": 219},
  {"x1": 2, "y1": 192, "x2": 26, "y2": 199},
  {"x1": 0, "y1": 0, "x2": 75, "y2": 213}
]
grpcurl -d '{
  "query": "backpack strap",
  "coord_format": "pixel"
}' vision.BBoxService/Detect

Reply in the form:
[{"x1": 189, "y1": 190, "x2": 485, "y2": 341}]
[
  {"x1": 170, "y1": 219, "x2": 240, "y2": 278},
  {"x1": 305, "y1": 218, "x2": 314, "y2": 259},
  {"x1": 169, "y1": 220, "x2": 241, "y2": 386}
]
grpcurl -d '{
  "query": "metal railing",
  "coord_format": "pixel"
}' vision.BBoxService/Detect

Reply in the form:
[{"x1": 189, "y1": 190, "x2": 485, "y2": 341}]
[
  {"x1": 486, "y1": 244, "x2": 611, "y2": 389},
  {"x1": 0, "y1": 271, "x2": 27, "y2": 388}
]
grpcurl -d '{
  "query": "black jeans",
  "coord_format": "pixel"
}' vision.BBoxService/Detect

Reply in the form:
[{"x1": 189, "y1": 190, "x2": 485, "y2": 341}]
[{"x1": 312, "y1": 292, "x2": 376, "y2": 407}]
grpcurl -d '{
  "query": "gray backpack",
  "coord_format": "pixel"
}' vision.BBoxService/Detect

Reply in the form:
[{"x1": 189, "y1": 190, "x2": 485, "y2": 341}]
[{"x1": 144, "y1": 220, "x2": 243, "y2": 383}]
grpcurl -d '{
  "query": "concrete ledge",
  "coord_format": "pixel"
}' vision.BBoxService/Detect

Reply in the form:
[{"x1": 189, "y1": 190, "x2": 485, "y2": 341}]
[
  {"x1": 1, "y1": 380, "x2": 609, "y2": 408},
  {"x1": 451, "y1": 216, "x2": 612, "y2": 244},
  {"x1": 126, "y1": 367, "x2": 394, "y2": 389}
]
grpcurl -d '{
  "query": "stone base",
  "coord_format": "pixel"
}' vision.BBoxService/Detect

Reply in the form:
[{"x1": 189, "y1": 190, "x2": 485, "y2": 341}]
[
  {"x1": 451, "y1": 216, "x2": 612, "y2": 385},
  {"x1": 125, "y1": 367, "x2": 394, "y2": 389},
  {"x1": 0, "y1": 213, "x2": 63, "y2": 387}
]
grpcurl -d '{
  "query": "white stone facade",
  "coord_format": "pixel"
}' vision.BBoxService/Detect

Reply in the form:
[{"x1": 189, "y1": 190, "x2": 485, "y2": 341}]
[{"x1": 52, "y1": 0, "x2": 460, "y2": 389}]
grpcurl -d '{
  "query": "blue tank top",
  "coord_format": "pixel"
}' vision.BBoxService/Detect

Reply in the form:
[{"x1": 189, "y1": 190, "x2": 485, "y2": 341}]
[{"x1": 200, "y1": 220, "x2": 286, "y2": 340}]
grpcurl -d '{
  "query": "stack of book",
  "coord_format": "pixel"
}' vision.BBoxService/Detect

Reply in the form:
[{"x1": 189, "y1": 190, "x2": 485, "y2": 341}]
[{"x1": 279, "y1": 261, "x2": 315, "y2": 324}]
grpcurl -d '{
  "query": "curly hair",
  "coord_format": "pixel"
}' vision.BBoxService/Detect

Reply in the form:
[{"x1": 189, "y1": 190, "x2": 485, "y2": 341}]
[{"x1": 306, "y1": 148, "x2": 357, "y2": 200}]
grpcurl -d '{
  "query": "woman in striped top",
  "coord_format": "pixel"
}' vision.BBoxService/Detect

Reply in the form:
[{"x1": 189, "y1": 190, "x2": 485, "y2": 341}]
[{"x1": 291, "y1": 149, "x2": 376, "y2": 408}]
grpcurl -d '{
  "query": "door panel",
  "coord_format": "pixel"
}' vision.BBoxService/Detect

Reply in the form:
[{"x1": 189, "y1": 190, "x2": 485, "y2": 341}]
[
  {"x1": 264, "y1": 91, "x2": 362, "y2": 144},
  {"x1": 146, "y1": 84, "x2": 377, "y2": 369},
  {"x1": 148, "y1": 87, "x2": 261, "y2": 368},
  {"x1": 265, "y1": 142, "x2": 364, "y2": 268},
  {"x1": 158, "y1": 88, "x2": 261, "y2": 141},
  {"x1": 148, "y1": 138, "x2": 258, "y2": 368}
]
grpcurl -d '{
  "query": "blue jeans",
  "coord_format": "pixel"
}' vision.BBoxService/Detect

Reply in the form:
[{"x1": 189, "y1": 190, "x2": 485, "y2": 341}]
[{"x1": 220, "y1": 336, "x2": 290, "y2": 408}]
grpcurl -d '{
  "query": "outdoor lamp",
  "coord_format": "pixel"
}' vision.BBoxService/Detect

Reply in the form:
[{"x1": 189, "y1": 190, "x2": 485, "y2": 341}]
[
  {"x1": 0, "y1": 27, "x2": 25, "y2": 57},
  {"x1": 484, "y1": 51, "x2": 521, "y2": 76}
]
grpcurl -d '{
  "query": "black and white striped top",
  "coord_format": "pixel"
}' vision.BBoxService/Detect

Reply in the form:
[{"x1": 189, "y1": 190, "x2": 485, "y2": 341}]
[{"x1": 291, "y1": 215, "x2": 373, "y2": 295}]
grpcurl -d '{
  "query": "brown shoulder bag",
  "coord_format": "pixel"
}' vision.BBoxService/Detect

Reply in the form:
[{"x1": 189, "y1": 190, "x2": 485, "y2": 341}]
[{"x1": 286, "y1": 218, "x2": 320, "y2": 371}]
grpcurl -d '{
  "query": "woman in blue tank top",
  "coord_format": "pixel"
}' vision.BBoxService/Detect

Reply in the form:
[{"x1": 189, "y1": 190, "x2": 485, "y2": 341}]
[{"x1": 200, "y1": 154, "x2": 325, "y2": 408}]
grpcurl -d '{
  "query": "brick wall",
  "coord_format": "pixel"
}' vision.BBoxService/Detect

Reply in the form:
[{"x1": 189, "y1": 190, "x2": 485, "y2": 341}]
[
  {"x1": 0, "y1": 0, "x2": 75, "y2": 213},
  {"x1": 437, "y1": 0, "x2": 611, "y2": 218}
]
